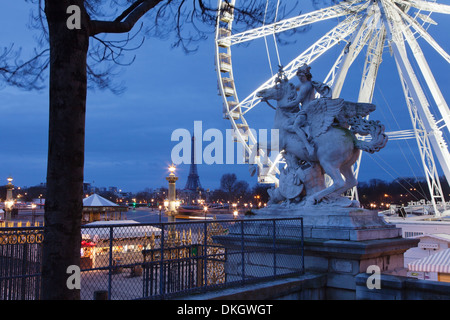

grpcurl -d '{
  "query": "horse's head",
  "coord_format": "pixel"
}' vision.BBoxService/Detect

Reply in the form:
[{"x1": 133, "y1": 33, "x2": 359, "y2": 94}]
[
  {"x1": 257, "y1": 83, "x2": 283, "y2": 101},
  {"x1": 257, "y1": 80, "x2": 297, "y2": 107}
]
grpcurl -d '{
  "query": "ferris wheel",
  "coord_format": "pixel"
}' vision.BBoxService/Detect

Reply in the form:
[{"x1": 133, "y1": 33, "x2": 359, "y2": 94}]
[{"x1": 214, "y1": 0, "x2": 450, "y2": 215}]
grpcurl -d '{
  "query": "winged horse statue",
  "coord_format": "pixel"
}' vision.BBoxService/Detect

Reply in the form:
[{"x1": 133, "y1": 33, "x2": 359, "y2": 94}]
[{"x1": 257, "y1": 65, "x2": 388, "y2": 207}]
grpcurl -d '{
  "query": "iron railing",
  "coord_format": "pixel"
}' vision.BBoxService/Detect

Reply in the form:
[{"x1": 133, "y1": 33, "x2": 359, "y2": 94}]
[
  {"x1": 0, "y1": 217, "x2": 304, "y2": 300},
  {"x1": 0, "y1": 226, "x2": 43, "y2": 300}
]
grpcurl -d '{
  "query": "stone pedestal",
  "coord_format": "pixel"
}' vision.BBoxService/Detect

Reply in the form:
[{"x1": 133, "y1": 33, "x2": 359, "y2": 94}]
[{"x1": 255, "y1": 205, "x2": 401, "y2": 241}]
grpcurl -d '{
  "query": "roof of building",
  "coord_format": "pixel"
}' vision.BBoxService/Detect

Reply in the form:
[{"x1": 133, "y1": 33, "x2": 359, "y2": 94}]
[
  {"x1": 82, "y1": 220, "x2": 161, "y2": 240},
  {"x1": 408, "y1": 249, "x2": 450, "y2": 273},
  {"x1": 83, "y1": 193, "x2": 118, "y2": 207},
  {"x1": 414, "y1": 233, "x2": 450, "y2": 242}
]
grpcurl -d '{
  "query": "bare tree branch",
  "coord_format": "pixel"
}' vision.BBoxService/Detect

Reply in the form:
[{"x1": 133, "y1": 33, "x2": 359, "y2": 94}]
[
  {"x1": 3, "y1": 0, "x2": 303, "y2": 92},
  {"x1": 90, "y1": 0, "x2": 163, "y2": 35},
  {"x1": 0, "y1": 45, "x2": 49, "y2": 90}
]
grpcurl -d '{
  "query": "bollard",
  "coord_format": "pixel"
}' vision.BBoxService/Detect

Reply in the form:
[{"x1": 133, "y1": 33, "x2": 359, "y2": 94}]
[{"x1": 93, "y1": 290, "x2": 108, "y2": 300}]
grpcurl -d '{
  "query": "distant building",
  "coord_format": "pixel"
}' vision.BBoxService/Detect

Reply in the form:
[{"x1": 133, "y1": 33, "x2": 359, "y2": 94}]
[
  {"x1": 386, "y1": 216, "x2": 450, "y2": 238},
  {"x1": 83, "y1": 183, "x2": 92, "y2": 195},
  {"x1": 109, "y1": 187, "x2": 118, "y2": 194},
  {"x1": 118, "y1": 191, "x2": 133, "y2": 199},
  {"x1": 405, "y1": 234, "x2": 450, "y2": 282}
]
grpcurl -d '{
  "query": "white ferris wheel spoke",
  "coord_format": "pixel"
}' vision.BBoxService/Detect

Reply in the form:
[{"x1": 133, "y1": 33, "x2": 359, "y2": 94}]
[
  {"x1": 398, "y1": 16, "x2": 450, "y2": 135},
  {"x1": 358, "y1": 25, "x2": 386, "y2": 103},
  {"x1": 331, "y1": 10, "x2": 379, "y2": 98},
  {"x1": 396, "y1": 61, "x2": 448, "y2": 216},
  {"x1": 320, "y1": 3, "x2": 382, "y2": 91},
  {"x1": 393, "y1": 0, "x2": 450, "y2": 15},
  {"x1": 381, "y1": 0, "x2": 446, "y2": 152},
  {"x1": 231, "y1": 13, "x2": 365, "y2": 115},
  {"x1": 221, "y1": 0, "x2": 368, "y2": 46},
  {"x1": 386, "y1": 1, "x2": 450, "y2": 63},
  {"x1": 349, "y1": 19, "x2": 387, "y2": 201},
  {"x1": 379, "y1": 0, "x2": 450, "y2": 215}
]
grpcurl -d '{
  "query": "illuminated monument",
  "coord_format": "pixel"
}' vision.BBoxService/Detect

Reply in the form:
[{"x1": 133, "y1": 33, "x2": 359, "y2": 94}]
[{"x1": 184, "y1": 134, "x2": 203, "y2": 193}]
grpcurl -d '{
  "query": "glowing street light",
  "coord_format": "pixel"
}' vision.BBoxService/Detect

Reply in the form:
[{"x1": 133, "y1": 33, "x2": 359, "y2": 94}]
[
  {"x1": 5, "y1": 200, "x2": 14, "y2": 210},
  {"x1": 4, "y1": 177, "x2": 14, "y2": 221},
  {"x1": 166, "y1": 164, "x2": 179, "y2": 223},
  {"x1": 31, "y1": 203, "x2": 37, "y2": 224}
]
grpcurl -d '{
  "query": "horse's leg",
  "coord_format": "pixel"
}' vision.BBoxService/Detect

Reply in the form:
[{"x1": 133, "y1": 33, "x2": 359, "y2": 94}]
[
  {"x1": 306, "y1": 164, "x2": 345, "y2": 205},
  {"x1": 340, "y1": 163, "x2": 360, "y2": 206},
  {"x1": 333, "y1": 150, "x2": 360, "y2": 196},
  {"x1": 333, "y1": 164, "x2": 357, "y2": 197}
]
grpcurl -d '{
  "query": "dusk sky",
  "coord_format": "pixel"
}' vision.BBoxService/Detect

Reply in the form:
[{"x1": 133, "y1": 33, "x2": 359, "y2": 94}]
[{"x1": 1, "y1": 1, "x2": 449, "y2": 194}]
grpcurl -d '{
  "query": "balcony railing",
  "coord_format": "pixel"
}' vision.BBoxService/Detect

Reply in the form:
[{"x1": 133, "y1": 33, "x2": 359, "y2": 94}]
[{"x1": 0, "y1": 217, "x2": 304, "y2": 300}]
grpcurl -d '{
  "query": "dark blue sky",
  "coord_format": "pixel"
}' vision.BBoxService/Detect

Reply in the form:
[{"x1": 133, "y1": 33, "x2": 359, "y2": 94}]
[{"x1": 1, "y1": 1, "x2": 450, "y2": 193}]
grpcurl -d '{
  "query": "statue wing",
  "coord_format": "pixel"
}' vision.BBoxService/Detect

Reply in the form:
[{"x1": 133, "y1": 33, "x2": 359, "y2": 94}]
[
  {"x1": 304, "y1": 98, "x2": 344, "y2": 138},
  {"x1": 311, "y1": 81, "x2": 332, "y2": 98}
]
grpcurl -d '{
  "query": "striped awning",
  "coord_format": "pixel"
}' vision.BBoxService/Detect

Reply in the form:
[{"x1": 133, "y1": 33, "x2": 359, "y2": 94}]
[{"x1": 408, "y1": 249, "x2": 450, "y2": 273}]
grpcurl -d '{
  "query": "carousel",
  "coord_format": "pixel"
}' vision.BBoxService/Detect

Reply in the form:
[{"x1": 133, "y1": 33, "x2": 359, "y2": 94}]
[{"x1": 82, "y1": 193, "x2": 128, "y2": 224}]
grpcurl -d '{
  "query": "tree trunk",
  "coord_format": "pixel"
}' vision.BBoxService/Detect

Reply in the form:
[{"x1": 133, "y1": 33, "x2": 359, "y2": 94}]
[{"x1": 42, "y1": 0, "x2": 90, "y2": 300}]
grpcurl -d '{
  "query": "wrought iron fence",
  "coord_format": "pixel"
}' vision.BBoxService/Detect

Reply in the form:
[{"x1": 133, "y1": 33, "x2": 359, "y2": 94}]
[
  {"x1": 0, "y1": 226, "x2": 43, "y2": 300},
  {"x1": 0, "y1": 217, "x2": 304, "y2": 300}
]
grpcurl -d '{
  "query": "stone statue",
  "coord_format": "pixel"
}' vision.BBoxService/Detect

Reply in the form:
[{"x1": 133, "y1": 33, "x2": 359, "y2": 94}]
[{"x1": 257, "y1": 65, "x2": 388, "y2": 207}]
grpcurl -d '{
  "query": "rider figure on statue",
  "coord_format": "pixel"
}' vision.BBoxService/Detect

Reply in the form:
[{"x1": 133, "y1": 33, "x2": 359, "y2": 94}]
[{"x1": 286, "y1": 64, "x2": 334, "y2": 158}]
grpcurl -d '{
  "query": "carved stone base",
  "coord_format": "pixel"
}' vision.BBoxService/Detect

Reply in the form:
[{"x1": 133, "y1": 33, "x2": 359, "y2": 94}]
[{"x1": 254, "y1": 205, "x2": 401, "y2": 241}]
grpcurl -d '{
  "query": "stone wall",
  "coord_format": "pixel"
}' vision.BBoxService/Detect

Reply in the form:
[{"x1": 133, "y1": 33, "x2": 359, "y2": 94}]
[
  {"x1": 356, "y1": 273, "x2": 450, "y2": 300},
  {"x1": 181, "y1": 272, "x2": 450, "y2": 300},
  {"x1": 181, "y1": 274, "x2": 327, "y2": 300}
]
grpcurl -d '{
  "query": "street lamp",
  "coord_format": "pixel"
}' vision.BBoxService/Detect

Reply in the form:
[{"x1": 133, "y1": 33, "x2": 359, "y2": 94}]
[
  {"x1": 4, "y1": 177, "x2": 14, "y2": 221},
  {"x1": 31, "y1": 204, "x2": 37, "y2": 225},
  {"x1": 233, "y1": 210, "x2": 239, "y2": 219},
  {"x1": 4, "y1": 200, "x2": 14, "y2": 221},
  {"x1": 166, "y1": 164, "x2": 178, "y2": 223},
  {"x1": 203, "y1": 206, "x2": 208, "y2": 220}
]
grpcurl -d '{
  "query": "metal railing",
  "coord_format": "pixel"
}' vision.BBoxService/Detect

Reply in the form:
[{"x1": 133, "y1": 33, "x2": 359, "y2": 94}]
[
  {"x1": 0, "y1": 226, "x2": 43, "y2": 300},
  {"x1": 0, "y1": 217, "x2": 304, "y2": 300}
]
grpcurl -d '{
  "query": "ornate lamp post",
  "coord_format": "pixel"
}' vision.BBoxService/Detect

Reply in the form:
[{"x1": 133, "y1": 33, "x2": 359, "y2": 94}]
[
  {"x1": 166, "y1": 164, "x2": 178, "y2": 223},
  {"x1": 4, "y1": 176, "x2": 14, "y2": 221}
]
